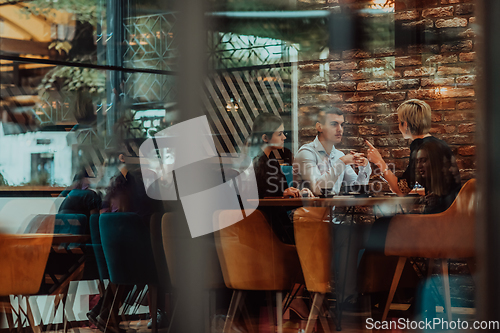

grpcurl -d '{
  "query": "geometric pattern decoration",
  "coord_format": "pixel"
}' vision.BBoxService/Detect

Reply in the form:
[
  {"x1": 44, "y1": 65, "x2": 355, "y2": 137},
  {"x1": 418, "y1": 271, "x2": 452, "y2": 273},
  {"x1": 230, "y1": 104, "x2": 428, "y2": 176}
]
[
  {"x1": 204, "y1": 67, "x2": 291, "y2": 156},
  {"x1": 123, "y1": 13, "x2": 293, "y2": 155},
  {"x1": 123, "y1": 13, "x2": 177, "y2": 107},
  {"x1": 208, "y1": 32, "x2": 292, "y2": 70},
  {"x1": 36, "y1": 89, "x2": 74, "y2": 125}
]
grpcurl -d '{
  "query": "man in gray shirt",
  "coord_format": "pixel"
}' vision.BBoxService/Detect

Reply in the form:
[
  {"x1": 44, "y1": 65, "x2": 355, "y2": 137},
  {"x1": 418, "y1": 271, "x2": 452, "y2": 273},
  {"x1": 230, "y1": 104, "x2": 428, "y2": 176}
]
[
  {"x1": 293, "y1": 106, "x2": 371, "y2": 309},
  {"x1": 293, "y1": 107, "x2": 371, "y2": 195}
]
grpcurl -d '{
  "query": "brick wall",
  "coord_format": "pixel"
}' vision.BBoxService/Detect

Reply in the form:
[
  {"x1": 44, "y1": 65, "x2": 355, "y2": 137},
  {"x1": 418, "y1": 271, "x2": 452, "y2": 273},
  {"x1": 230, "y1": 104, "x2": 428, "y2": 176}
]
[{"x1": 297, "y1": 0, "x2": 476, "y2": 181}]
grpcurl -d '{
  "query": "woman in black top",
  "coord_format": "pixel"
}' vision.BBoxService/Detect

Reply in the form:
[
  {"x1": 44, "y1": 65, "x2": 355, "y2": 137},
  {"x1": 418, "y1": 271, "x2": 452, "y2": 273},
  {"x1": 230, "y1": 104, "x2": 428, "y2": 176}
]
[
  {"x1": 366, "y1": 99, "x2": 459, "y2": 195},
  {"x1": 365, "y1": 99, "x2": 462, "y2": 251},
  {"x1": 244, "y1": 113, "x2": 313, "y2": 243}
]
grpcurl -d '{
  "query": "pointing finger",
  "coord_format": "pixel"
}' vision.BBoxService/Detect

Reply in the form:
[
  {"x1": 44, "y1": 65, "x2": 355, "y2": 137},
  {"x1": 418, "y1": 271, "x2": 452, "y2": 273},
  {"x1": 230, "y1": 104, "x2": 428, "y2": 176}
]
[{"x1": 365, "y1": 140, "x2": 375, "y2": 149}]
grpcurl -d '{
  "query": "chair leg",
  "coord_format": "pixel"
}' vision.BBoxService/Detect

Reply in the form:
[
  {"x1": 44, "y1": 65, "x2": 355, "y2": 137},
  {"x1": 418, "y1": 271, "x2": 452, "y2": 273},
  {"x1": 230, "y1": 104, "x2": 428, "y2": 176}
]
[
  {"x1": 25, "y1": 297, "x2": 42, "y2": 333},
  {"x1": 305, "y1": 293, "x2": 325, "y2": 333},
  {"x1": 104, "y1": 284, "x2": 121, "y2": 333},
  {"x1": 440, "y1": 259, "x2": 452, "y2": 322},
  {"x1": 240, "y1": 298, "x2": 256, "y2": 333},
  {"x1": 1, "y1": 296, "x2": 16, "y2": 332},
  {"x1": 320, "y1": 294, "x2": 332, "y2": 333},
  {"x1": 381, "y1": 257, "x2": 407, "y2": 322},
  {"x1": 276, "y1": 292, "x2": 283, "y2": 333},
  {"x1": 223, "y1": 290, "x2": 244, "y2": 333},
  {"x1": 266, "y1": 292, "x2": 274, "y2": 333},
  {"x1": 149, "y1": 284, "x2": 158, "y2": 333}
]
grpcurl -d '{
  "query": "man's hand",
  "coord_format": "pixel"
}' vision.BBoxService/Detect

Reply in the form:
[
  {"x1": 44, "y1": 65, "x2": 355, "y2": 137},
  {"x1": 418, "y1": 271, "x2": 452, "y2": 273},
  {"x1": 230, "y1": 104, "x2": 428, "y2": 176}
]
[
  {"x1": 283, "y1": 187, "x2": 301, "y2": 198},
  {"x1": 352, "y1": 151, "x2": 368, "y2": 167},
  {"x1": 340, "y1": 152, "x2": 367, "y2": 166}
]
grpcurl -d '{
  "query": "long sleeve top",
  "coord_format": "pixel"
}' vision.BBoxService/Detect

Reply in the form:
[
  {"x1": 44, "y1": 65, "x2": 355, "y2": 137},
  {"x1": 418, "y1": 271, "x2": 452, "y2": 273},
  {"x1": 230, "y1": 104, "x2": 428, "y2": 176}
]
[{"x1": 293, "y1": 136, "x2": 372, "y2": 196}]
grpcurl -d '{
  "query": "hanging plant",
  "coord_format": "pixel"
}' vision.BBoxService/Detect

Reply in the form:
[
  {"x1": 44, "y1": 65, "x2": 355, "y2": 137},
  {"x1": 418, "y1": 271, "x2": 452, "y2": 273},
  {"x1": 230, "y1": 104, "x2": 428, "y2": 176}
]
[
  {"x1": 38, "y1": 66, "x2": 105, "y2": 96},
  {"x1": 18, "y1": 0, "x2": 101, "y2": 26}
]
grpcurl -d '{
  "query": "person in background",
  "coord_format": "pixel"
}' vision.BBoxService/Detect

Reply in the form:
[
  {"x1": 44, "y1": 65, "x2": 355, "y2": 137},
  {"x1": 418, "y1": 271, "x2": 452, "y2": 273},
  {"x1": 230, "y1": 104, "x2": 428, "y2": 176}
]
[
  {"x1": 415, "y1": 139, "x2": 462, "y2": 214},
  {"x1": 58, "y1": 169, "x2": 102, "y2": 220},
  {"x1": 88, "y1": 141, "x2": 166, "y2": 333}
]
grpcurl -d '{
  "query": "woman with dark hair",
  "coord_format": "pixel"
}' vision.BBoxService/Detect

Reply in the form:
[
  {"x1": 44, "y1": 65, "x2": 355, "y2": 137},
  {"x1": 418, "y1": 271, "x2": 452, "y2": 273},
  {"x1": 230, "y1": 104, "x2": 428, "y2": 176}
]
[
  {"x1": 244, "y1": 113, "x2": 313, "y2": 243},
  {"x1": 240, "y1": 113, "x2": 312, "y2": 319},
  {"x1": 415, "y1": 140, "x2": 462, "y2": 214}
]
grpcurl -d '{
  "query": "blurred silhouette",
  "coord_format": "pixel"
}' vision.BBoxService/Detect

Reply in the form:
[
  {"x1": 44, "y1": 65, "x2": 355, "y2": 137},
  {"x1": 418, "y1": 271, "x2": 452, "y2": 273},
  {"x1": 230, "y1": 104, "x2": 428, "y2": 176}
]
[
  {"x1": 58, "y1": 169, "x2": 102, "y2": 220},
  {"x1": 88, "y1": 141, "x2": 165, "y2": 332},
  {"x1": 415, "y1": 139, "x2": 462, "y2": 214}
]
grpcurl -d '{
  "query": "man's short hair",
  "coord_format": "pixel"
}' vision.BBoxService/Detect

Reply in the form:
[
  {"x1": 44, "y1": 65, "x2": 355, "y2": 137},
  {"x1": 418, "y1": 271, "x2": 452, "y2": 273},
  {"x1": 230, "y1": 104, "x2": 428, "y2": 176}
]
[
  {"x1": 397, "y1": 99, "x2": 432, "y2": 135},
  {"x1": 317, "y1": 106, "x2": 344, "y2": 124}
]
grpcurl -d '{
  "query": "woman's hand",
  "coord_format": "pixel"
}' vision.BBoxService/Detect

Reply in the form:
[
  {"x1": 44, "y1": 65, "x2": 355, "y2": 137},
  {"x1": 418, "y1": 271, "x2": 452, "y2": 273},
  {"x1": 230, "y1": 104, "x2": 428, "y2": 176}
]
[
  {"x1": 283, "y1": 187, "x2": 301, "y2": 198},
  {"x1": 365, "y1": 140, "x2": 385, "y2": 167}
]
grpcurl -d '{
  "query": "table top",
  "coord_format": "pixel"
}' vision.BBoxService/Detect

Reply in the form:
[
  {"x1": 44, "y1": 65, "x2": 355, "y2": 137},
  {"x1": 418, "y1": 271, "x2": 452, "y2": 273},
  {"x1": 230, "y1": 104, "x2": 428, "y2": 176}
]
[
  {"x1": 1, "y1": 233, "x2": 90, "y2": 244},
  {"x1": 51, "y1": 234, "x2": 90, "y2": 244},
  {"x1": 249, "y1": 195, "x2": 419, "y2": 207}
]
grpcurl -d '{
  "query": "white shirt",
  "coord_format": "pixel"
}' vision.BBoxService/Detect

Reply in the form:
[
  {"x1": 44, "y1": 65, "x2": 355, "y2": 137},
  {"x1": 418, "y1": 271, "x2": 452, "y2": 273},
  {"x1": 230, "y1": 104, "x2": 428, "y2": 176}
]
[{"x1": 293, "y1": 136, "x2": 372, "y2": 196}]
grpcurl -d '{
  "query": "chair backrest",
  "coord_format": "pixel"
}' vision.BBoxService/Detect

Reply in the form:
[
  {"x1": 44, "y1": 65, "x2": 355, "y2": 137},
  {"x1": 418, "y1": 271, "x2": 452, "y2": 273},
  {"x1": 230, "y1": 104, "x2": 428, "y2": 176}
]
[
  {"x1": 385, "y1": 179, "x2": 476, "y2": 258},
  {"x1": 100, "y1": 212, "x2": 158, "y2": 285},
  {"x1": 214, "y1": 209, "x2": 302, "y2": 291},
  {"x1": 294, "y1": 217, "x2": 333, "y2": 294},
  {"x1": 161, "y1": 211, "x2": 224, "y2": 290},
  {"x1": 89, "y1": 213, "x2": 109, "y2": 280},
  {"x1": 0, "y1": 234, "x2": 53, "y2": 295}
]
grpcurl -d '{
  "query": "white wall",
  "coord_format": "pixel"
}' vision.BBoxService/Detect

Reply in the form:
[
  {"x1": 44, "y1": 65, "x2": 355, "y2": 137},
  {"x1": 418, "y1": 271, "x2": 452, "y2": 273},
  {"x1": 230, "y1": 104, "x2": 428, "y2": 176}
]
[{"x1": 0, "y1": 128, "x2": 73, "y2": 186}]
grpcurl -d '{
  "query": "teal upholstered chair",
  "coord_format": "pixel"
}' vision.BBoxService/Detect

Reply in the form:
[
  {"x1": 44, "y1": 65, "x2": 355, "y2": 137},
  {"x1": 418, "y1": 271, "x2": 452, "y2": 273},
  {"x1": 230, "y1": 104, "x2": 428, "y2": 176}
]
[{"x1": 99, "y1": 212, "x2": 159, "y2": 333}]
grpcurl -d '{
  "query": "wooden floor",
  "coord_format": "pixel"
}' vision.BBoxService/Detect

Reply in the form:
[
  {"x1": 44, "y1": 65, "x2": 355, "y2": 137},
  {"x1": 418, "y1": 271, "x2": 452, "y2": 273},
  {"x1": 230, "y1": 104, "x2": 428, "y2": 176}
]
[{"x1": 55, "y1": 304, "x2": 475, "y2": 333}]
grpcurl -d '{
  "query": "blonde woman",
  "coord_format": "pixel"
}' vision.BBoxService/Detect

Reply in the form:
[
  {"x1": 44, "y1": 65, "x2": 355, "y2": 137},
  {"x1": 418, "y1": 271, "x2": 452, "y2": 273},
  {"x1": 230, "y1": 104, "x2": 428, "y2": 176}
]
[{"x1": 366, "y1": 99, "x2": 455, "y2": 196}]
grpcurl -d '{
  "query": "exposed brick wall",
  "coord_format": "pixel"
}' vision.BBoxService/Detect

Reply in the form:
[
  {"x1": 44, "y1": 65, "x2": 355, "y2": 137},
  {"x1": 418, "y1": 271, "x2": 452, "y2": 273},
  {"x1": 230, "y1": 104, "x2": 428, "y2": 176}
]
[{"x1": 298, "y1": 0, "x2": 476, "y2": 181}]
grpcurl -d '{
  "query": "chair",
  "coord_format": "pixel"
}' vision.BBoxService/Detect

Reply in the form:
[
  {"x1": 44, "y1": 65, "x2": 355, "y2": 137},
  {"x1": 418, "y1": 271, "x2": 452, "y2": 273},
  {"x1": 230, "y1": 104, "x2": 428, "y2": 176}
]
[
  {"x1": 214, "y1": 209, "x2": 303, "y2": 333},
  {"x1": 294, "y1": 218, "x2": 334, "y2": 333},
  {"x1": 99, "y1": 212, "x2": 160, "y2": 333},
  {"x1": 21, "y1": 214, "x2": 89, "y2": 330},
  {"x1": 381, "y1": 179, "x2": 476, "y2": 322},
  {"x1": 0, "y1": 234, "x2": 53, "y2": 333},
  {"x1": 89, "y1": 213, "x2": 109, "y2": 281},
  {"x1": 161, "y1": 210, "x2": 225, "y2": 333}
]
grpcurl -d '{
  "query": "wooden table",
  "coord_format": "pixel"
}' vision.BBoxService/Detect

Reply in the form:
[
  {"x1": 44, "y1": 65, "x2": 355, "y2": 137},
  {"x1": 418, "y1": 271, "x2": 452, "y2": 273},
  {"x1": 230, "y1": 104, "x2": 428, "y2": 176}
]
[
  {"x1": 250, "y1": 195, "x2": 418, "y2": 209},
  {"x1": 249, "y1": 194, "x2": 419, "y2": 330}
]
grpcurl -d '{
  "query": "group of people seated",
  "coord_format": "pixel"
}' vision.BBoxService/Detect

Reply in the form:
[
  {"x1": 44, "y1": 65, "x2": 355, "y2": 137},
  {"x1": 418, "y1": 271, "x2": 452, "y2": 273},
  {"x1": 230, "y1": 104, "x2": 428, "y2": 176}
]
[
  {"x1": 241, "y1": 98, "x2": 462, "y2": 312},
  {"x1": 54, "y1": 98, "x2": 463, "y2": 329}
]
